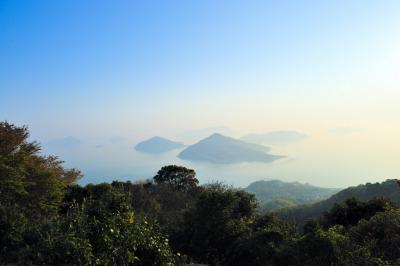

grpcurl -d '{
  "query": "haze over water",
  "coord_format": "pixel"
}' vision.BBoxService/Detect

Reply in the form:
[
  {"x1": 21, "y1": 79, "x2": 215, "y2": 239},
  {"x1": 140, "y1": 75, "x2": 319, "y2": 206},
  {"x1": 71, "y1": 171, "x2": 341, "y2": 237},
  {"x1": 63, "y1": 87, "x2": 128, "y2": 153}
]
[{"x1": 40, "y1": 126, "x2": 400, "y2": 188}]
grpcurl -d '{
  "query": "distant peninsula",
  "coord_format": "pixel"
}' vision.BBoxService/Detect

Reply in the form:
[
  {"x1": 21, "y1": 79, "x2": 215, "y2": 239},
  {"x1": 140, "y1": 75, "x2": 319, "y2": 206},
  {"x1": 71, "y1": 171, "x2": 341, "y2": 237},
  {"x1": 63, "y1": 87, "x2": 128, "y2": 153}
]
[
  {"x1": 178, "y1": 133, "x2": 283, "y2": 164},
  {"x1": 135, "y1": 136, "x2": 186, "y2": 154}
]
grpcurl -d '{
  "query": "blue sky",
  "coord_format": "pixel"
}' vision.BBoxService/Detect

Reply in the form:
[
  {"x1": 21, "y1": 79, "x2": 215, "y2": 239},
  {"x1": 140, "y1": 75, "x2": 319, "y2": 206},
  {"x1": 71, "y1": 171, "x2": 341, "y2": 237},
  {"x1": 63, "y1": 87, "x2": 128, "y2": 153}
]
[{"x1": 1, "y1": 0, "x2": 399, "y2": 140}]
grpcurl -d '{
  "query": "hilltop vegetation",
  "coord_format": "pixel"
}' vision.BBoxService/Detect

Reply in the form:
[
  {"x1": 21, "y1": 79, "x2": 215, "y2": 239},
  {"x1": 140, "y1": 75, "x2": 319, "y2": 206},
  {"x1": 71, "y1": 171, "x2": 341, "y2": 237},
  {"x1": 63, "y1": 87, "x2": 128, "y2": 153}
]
[
  {"x1": 245, "y1": 180, "x2": 340, "y2": 212},
  {"x1": 1, "y1": 121, "x2": 400, "y2": 265},
  {"x1": 278, "y1": 179, "x2": 400, "y2": 227}
]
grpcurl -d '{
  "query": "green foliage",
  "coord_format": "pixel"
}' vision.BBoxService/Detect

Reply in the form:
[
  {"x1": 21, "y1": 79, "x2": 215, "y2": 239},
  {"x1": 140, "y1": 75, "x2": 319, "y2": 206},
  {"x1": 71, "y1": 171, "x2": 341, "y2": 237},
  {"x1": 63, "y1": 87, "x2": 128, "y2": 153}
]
[
  {"x1": 17, "y1": 214, "x2": 94, "y2": 265},
  {"x1": 1, "y1": 180, "x2": 176, "y2": 265},
  {"x1": 0, "y1": 122, "x2": 81, "y2": 219},
  {"x1": 0, "y1": 122, "x2": 81, "y2": 263},
  {"x1": 296, "y1": 224, "x2": 351, "y2": 265},
  {"x1": 259, "y1": 198, "x2": 297, "y2": 212},
  {"x1": 0, "y1": 122, "x2": 175, "y2": 265},
  {"x1": 295, "y1": 199, "x2": 400, "y2": 266},
  {"x1": 61, "y1": 183, "x2": 175, "y2": 265},
  {"x1": 322, "y1": 197, "x2": 393, "y2": 228},
  {"x1": 228, "y1": 214, "x2": 298, "y2": 266},
  {"x1": 177, "y1": 183, "x2": 258, "y2": 265},
  {"x1": 349, "y1": 209, "x2": 400, "y2": 263},
  {"x1": 153, "y1": 165, "x2": 199, "y2": 192},
  {"x1": 279, "y1": 179, "x2": 400, "y2": 227}
]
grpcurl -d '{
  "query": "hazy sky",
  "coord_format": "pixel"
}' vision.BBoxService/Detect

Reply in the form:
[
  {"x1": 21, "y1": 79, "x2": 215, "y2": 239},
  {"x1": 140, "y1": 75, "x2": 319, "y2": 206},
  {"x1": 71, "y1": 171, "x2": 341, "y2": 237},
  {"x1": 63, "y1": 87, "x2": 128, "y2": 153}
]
[{"x1": 1, "y1": 1, "x2": 400, "y2": 186}]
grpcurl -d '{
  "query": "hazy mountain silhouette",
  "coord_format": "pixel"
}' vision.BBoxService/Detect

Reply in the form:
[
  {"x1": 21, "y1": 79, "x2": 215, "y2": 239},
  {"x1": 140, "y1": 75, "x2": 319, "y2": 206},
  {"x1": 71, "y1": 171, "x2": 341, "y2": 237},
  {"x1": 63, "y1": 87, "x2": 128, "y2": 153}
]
[
  {"x1": 178, "y1": 133, "x2": 282, "y2": 164},
  {"x1": 135, "y1": 136, "x2": 186, "y2": 154}
]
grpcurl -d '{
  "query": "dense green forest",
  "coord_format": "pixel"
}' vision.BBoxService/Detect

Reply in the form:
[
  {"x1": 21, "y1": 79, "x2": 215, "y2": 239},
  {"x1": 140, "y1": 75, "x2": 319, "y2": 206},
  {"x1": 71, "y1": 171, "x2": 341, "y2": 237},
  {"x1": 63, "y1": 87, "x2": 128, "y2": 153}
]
[
  {"x1": 1, "y1": 121, "x2": 400, "y2": 265},
  {"x1": 278, "y1": 179, "x2": 400, "y2": 227}
]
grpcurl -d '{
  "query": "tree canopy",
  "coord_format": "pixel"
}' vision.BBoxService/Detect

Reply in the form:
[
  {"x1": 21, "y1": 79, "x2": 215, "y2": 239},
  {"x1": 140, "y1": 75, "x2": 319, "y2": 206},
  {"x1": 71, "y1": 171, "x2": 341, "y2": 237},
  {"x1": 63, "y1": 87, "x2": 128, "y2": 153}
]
[{"x1": 153, "y1": 165, "x2": 199, "y2": 192}]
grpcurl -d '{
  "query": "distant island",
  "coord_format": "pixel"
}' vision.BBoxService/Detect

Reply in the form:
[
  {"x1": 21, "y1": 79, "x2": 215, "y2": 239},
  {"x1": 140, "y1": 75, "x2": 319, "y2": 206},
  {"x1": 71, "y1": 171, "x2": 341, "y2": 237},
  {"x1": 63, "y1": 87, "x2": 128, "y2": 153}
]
[
  {"x1": 178, "y1": 133, "x2": 283, "y2": 164},
  {"x1": 135, "y1": 136, "x2": 186, "y2": 154}
]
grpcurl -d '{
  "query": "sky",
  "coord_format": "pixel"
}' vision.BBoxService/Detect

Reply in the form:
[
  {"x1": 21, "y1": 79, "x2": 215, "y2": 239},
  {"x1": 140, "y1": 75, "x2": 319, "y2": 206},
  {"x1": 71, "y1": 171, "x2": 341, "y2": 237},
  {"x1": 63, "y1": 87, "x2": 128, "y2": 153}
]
[{"x1": 1, "y1": 1, "x2": 400, "y2": 187}]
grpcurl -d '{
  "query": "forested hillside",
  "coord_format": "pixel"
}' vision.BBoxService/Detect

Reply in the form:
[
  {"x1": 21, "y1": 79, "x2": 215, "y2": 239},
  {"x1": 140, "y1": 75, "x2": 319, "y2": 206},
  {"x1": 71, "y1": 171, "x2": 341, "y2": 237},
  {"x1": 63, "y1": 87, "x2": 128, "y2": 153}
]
[
  {"x1": 278, "y1": 179, "x2": 400, "y2": 227},
  {"x1": 1, "y1": 121, "x2": 400, "y2": 265},
  {"x1": 245, "y1": 180, "x2": 340, "y2": 212}
]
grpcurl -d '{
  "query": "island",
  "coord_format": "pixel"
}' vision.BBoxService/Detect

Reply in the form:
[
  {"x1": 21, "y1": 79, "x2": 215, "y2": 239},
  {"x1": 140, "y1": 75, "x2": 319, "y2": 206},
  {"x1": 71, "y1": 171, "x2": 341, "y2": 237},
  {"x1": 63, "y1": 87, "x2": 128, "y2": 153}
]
[
  {"x1": 178, "y1": 133, "x2": 283, "y2": 164},
  {"x1": 135, "y1": 136, "x2": 186, "y2": 154}
]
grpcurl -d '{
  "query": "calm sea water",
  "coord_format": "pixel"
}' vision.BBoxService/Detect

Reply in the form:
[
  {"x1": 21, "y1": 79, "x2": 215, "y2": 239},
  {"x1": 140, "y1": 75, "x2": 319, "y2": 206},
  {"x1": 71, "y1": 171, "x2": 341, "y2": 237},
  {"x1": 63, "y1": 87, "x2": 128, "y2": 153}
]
[{"x1": 44, "y1": 132, "x2": 400, "y2": 188}]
